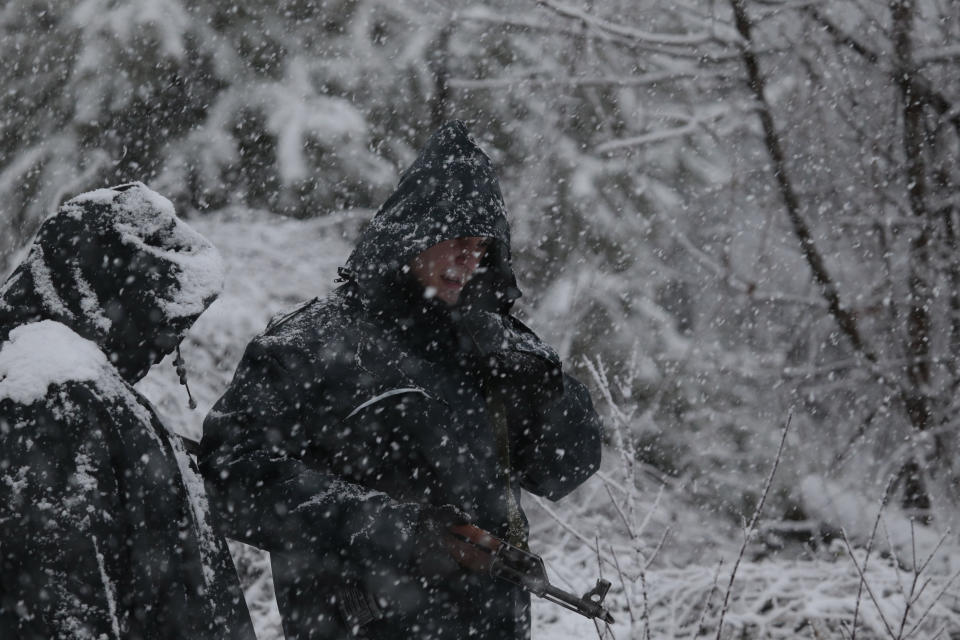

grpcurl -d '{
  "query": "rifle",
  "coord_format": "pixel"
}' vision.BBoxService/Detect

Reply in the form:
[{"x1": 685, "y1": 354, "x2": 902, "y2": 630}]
[{"x1": 447, "y1": 524, "x2": 615, "y2": 624}]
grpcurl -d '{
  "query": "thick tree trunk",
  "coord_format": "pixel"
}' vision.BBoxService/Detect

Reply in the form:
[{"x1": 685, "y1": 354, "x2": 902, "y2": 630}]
[{"x1": 891, "y1": 0, "x2": 933, "y2": 518}]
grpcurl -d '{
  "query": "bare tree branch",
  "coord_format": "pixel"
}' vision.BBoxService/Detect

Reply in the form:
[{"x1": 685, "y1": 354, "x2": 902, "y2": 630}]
[
  {"x1": 729, "y1": 0, "x2": 877, "y2": 363},
  {"x1": 840, "y1": 529, "x2": 898, "y2": 638},
  {"x1": 809, "y1": 8, "x2": 960, "y2": 137},
  {"x1": 448, "y1": 69, "x2": 716, "y2": 91},
  {"x1": 533, "y1": 0, "x2": 723, "y2": 47},
  {"x1": 850, "y1": 478, "x2": 895, "y2": 640},
  {"x1": 715, "y1": 412, "x2": 791, "y2": 639}
]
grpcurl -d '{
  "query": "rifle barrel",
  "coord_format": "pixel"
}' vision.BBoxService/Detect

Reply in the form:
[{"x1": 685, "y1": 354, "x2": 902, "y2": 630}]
[{"x1": 542, "y1": 584, "x2": 615, "y2": 624}]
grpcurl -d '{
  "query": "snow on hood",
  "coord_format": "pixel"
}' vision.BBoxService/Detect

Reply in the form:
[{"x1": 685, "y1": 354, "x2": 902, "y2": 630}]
[
  {"x1": 61, "y1": 183, "x2": 225, "y2": 320},
  {"x1": 0, "y1": 182, "x2": 223, "y2": 383},
  {"x1": 342, "y1": 121, "x2": 519, "y2": 313},
  {"x1": 0, "y1": 320, "x2": 113, "y2": 405}
]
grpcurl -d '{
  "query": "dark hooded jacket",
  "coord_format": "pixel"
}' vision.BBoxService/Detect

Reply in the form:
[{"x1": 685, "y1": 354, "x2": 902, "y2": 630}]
[
  {"x1": 200, "y1": 121, "x2": 602, "y2": 640},
  {"x1": 0, "y1": 183, "x2": 255, "y2": 640}
]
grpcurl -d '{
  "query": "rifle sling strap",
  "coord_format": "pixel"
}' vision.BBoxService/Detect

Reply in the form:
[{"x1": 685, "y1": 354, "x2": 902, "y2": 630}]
[{"x1": 485, "y1": 388, "x2": 528, "y2": 550}]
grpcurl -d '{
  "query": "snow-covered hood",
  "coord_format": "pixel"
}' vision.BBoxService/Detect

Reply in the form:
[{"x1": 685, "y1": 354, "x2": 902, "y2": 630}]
[
  {"x1": 342, "y1": 120, "x2": 520, "y2": 314},
  {"x1": 0, "y1": 182, "x2": 223, "y2": 382}
]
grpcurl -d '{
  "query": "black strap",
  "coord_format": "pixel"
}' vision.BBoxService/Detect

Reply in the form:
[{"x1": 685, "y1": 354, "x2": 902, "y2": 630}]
[
  {"x1": 485, "y1": 389, "x2": 528, "y2": 550},
  {"x1": 177, "y1": 434, "x2": 202, "y2": 458},
  {"x1": 336, "y1": 584, "x2": 383, "y2": 629}
]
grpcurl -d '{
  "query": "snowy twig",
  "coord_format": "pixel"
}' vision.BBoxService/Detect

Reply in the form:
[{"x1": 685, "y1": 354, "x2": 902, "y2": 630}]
[
  {"x1": 894, "y1": 522, "x2": 921, "y2": 638},
  {"x1": 584, "y1": 353, "x2": 673, "y2": 638},
  {"x1": 695, "y1": 558, "x2": 724, "y2": 637},
  {"x1": 530, "y1": 493, "x2": 619, "y2": 578},
  {"x1": 639, "y1": 566, "x2": 651, "y2": 640},
  {"x1": 603, "y1": 481, "x2": 635, "y2": 539},
  {"x1": 850, "y1": 476, "x2": 895, "y2": 640},
  {"x1": 530, "y1": 494, "x2": 599, "y2": 548},
  {"x1": 850, "y1": 519, "x2": 960, "y2": 640},
  {"x1": 592, "y1": 537, "x2": 615, "y2": 640},
  {"x1": 609, "y1": 544, "x2": 636, "y2": 625},
  {"x1": 594, "y1": 111, "x2": 728, "y2": 154},
  {"x1": 916, "y1": 528, "x2": 950, "y2": 577},
  {"x1": 840, "y1": 530, "x2": 898, "y2": 638},
  {"x1": 903, "y1": 548, "x2": 960, "y2": 638},
  {"x1": 637, "y1": 484, "x2": 665, "y2": 542},
  {"x1": 533, "y1": 0, "x2": 724, "y2": 47},
  {"x1": 594, "y1": 535, "x2": 603, "y2": 582},
  {"x1": 714, "y1": 412, "x2": 791, "y2": 640},
  {"x1": 585, "y1": 356, "x2": 639, "y2": 536},
  {"x1": 448, "y1": 70, "x2": 710, "y2": 91},
  {"x1": 597, "y1": 466, "x2": 676, "y2": 492},
  {"x1": 645, "y1": 526, "x2": 671, "y2": 572}
]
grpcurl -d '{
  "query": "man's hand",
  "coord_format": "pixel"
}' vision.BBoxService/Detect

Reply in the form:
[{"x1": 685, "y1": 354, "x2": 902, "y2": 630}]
[
  {"x1": 457, "y1": 310, "x2": 564, "y2": 404},
  {"x1": 411, "y1": 505, "x2": 472, "y2": 579},
  {"x1": 443, "y1": 524, "x2": 501, "y2": 573},
  {"x1": 413, "y1": 512, "x2": 505, "y2": 576}
]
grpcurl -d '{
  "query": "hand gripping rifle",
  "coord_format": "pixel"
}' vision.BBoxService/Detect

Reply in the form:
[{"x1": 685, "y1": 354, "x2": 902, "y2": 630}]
[{"x1": 447, "y1": 524, "x2": 615, "y2": 624}]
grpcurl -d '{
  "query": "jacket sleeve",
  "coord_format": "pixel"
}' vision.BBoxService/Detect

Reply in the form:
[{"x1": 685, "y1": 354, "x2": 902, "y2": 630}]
[
  {"x1": 198, "y1": 337, "x2": 422, "y2": 574},
  {"x1": 461, "y1": 310, "x2": 603, "y2": 501},
  {"x1": 509, "y1": 371, "x2": 603, "y2": 501},
  {"x1": 0, "y1": 387, "x2": 128, "y2": 639}
]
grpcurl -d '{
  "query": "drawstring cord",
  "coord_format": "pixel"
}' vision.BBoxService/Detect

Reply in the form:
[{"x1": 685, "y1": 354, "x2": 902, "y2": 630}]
[
  {"x1": 335, "y1": 266, "x2": 353, "y2": 283},
  {"x1": 173, "y1": 345, "x2": 197, "y2": 409}
]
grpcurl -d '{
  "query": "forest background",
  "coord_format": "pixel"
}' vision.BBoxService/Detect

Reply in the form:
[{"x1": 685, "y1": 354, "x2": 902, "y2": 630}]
[{"x1": 2, "y1": 0, "x2": 960, "y2": 637}]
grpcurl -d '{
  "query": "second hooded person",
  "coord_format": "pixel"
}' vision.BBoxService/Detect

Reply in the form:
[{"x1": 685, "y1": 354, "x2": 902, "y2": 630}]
[{"x1": 199, "y1": 121, "x2": 603, "y2": 640}]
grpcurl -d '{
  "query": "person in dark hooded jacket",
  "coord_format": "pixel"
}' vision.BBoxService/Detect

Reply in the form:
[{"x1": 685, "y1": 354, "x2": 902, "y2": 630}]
[
  {"x1": 200, "y1": 121, "x2": 603, "y2": 639},
  {"x1": 0, "y1": 183, "x2": 255, "y2": 640}
]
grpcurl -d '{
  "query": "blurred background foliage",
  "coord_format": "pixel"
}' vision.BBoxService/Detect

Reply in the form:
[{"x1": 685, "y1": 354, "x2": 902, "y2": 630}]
[{"x1": 3, "y1": 0, "x2": 960, "y2": 527}]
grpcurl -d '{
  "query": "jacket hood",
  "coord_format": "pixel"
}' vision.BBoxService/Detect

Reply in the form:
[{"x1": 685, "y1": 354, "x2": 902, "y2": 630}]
[
  {"x1": 0, "y1": 182, "x2": 224, "y2": 383},
  {"x1": 342, "y1": 120, "x2": 520, "y2": 314}
]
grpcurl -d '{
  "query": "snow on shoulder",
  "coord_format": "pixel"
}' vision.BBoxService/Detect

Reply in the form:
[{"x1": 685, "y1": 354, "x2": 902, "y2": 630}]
[{"x1": 0, "y1": 320, "x2": 113, "y2": 405}]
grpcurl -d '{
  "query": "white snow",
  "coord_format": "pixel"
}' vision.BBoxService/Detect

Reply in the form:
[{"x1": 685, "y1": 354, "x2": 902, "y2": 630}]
[
  {"x1": 58, "y1": 183, "x2": 225, "y2": 322},
  {"x1": 800, "y1": 474, "x2": 944, "y2": 559},
  {"x1": 2, "y1": 466, "x2": 29, "y2": 498},
  {"x1": 27, "y1": 246, "x2": 74, "y2": 320},
  {"x1": 72, "y1": 451, "x2": 99, "y2": 494},
  {"x1": 65, "y1": 186, "x2": 130, "y2": 208},
  {"x1": 0, "y1": 320, "x2": 112, "y2": 405},
  {"x1": 169, "y1": 434, "x2": 220, "y2": 589},
  {"x1": 154, "y1": 232, "x2": 225, "y2": 320},
  {"x1": 269, "y1": 57, "x2": 368, "y2": 184},
  {"x1": 72, "y1": 265, "x2": 111, "y2": 333},
  {"x1": 90, "y1": 534, "x2": 123, "y2": 640},
  {"x1": 0, "y1": 270, "x2": 22, "y2": 312},
  {"x1": 90, "y1": 183, "x2": 225, "y2": 320}
]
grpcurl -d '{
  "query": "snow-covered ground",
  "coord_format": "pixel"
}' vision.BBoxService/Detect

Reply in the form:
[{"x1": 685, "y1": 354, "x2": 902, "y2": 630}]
[{"x1": 137, "y1": 208, "x2": 960, "y2": 639}]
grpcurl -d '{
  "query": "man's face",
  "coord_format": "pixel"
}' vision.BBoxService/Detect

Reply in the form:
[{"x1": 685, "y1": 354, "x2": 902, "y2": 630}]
[{"x1": 409, "y1": 236, "x2": 491, "y2": 305}]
